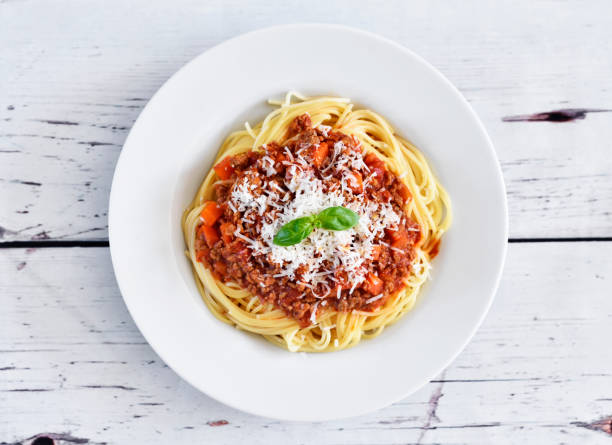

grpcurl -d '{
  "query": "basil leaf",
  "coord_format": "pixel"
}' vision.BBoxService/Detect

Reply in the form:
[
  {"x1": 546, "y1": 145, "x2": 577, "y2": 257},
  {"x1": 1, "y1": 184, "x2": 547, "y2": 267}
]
[
  {"x1": 273, "y1": 216, "x2": 315, "y2": 246},
  {"x1": 272, "y1": 207, "x2": 359, "y2": 247},
  {"x1": 316, "y1": 206, "x2": 359, "y2": 231}
]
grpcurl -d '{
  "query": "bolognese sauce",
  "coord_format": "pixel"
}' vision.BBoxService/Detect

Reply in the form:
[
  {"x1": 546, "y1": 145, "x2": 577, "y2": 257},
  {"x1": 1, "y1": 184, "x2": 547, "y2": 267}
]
[{"x1": 194, "y1": 114, "x2": 421, "y2": 327}]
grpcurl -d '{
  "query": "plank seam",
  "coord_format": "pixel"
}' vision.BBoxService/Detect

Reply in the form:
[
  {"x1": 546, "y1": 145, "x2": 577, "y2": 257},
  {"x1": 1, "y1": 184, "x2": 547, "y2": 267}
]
[{"x1": 1, "y1": 237, "x2": 612, "y2": 249}]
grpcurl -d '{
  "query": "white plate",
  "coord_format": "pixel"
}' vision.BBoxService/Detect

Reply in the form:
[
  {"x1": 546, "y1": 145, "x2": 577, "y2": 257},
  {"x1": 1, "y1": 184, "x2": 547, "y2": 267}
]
[{"x1": 109, "y1": 24, "x2": 507, "y2": 421}]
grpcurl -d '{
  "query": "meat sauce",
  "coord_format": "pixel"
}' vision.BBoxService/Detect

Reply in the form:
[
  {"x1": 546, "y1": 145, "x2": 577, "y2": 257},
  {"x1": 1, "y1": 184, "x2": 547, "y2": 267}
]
[{"x1": 195, "y1": 114, "x2": 421, "y2": 327}]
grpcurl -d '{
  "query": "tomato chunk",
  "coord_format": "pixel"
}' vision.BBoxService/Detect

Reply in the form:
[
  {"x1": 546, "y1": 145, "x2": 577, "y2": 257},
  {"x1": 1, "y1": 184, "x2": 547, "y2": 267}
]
[
  {"x1": 199, "y1": 225, "x2": 220, "y2": 248},
  {"x1": 311, "y1": 142, "x2": 329, "y2": 167},
  {"x1": 363, "y1": 273, "x2": 383, "y2": 295},
  {"x1": 213, "y1": 156, "x2": 234, "y2": 180},
  {"x1": 199, "y1": 201, "x2": 223, "y2": 226}
]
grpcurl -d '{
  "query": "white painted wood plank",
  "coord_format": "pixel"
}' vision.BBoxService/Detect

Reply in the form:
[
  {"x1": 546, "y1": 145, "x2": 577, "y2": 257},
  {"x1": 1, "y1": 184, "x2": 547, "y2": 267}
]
[
  {"x1": 2, "y1": 0, "x2": 612, "y2": 242},
  {"x1": 1, "y1": 243, "x2": 611, "y2": 444}
]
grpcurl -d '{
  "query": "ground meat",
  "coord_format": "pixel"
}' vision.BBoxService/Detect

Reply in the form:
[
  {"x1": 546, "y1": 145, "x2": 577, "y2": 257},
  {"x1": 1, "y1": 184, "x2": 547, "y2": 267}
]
[{"x1": 287, "y1": 113, "x2": 312, "y2": 138}]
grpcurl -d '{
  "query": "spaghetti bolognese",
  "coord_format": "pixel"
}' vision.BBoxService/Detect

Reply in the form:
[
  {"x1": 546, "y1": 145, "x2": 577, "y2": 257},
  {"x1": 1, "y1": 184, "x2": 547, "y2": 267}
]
[{"x1": 183, "y1": 93, "x2": 451, "y2": 352}]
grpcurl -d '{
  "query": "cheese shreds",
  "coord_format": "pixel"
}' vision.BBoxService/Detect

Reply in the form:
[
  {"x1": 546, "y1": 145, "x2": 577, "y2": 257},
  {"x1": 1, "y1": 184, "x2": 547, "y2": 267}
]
[
  {"x1": 260, "y1": 155, "x2": 277, "y2": 176},
  {"x1": 270, "y1": 182, "x2": 284, "y2": 193},
  {"x1": 316, "y1": 124, "x2": 332, "y2": 137},
  {"x1": 365, "y1": 293, "x2": 384, "y2": 305},
  {"x1": 379, "y1": 240, "x2": 404, "y2": 254}
]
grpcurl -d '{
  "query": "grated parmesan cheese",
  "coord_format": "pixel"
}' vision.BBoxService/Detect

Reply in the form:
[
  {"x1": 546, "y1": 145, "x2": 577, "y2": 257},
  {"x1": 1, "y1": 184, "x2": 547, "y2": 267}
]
[
  {"x1": 316, "y1": 124, "x2": 332, "y2": 137},
  {"x1": 310, "y1": 301, "x2": 320, "y2": 324},
  {"x1": 365, "y1": 293, "x2": 384, "y2": 304}
]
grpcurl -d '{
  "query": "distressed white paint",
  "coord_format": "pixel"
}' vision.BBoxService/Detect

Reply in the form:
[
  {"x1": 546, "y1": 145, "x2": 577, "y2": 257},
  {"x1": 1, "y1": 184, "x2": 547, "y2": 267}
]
[
  {"x1": 2, "y1": 1, "x2": 612, "y2": 444},
  {"x1": 1, "y1": 243, "x2": 611, "y2": 444},
  {"x1": 2, "y1": 0, "x2": 612, "y2": 242}
]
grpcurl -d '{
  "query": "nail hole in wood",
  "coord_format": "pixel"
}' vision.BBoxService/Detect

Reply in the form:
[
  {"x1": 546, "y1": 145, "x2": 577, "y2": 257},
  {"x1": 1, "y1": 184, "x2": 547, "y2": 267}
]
[{"x1": 32, "y1": 437, "x2": 54, "y2": 445}]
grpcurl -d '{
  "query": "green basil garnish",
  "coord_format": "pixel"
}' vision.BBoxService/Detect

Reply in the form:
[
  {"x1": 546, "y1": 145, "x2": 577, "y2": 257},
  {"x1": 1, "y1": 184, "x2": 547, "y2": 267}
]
[
  {"x1": 272, "y1": 216, "x2": 315, "y2": 246},
  {"x1": 316, "y1": 206, "x2": 360, "y2": 231},
  {"x1": 273, "y1": 206, "x2": 359, "y2": 246}
]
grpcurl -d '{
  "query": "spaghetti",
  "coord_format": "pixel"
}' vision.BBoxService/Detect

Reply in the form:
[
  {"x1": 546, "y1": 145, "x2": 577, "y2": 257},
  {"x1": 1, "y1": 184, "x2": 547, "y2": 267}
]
[{"x1": 183, "y1": 93, "x2": 451, "y2": 352}]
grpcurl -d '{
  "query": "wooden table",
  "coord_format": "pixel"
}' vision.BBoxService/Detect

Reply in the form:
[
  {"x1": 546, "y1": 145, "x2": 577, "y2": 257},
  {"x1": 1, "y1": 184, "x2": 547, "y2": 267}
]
[{"x1": 2, "y1": 1, "x2": 611, "y2": 443}]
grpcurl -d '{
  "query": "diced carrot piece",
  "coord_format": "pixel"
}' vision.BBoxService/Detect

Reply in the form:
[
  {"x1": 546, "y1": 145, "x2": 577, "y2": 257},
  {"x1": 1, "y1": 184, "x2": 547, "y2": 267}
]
[
  {"x1": 386, "y1": 229, "x2": 409, "y2": 249},
  {"x1": 392, "y1": 232, "x2": 409, "y2": 249},
  {"x1": 311, "y1": 142, "x2": 329, "y2": 167},
  {"x1": 363, "y1": 273, "x2": 383, "y2": 295},
  {"x1": 346, "y1": 171, "x2": 363, "y2": 194},
  {"x1": 199, "y1": 201, "x2": 223, "y2": 226},
  {"x1": 398, "y1": 181, "x2": 411, "y2": 202},
  {"x1": 199, "y1": 225, "x2": 220, "y2": 248},
  {"x1": 219, "y1": 222, "x2": 235, "y2": 244},
  {"x1": 213, "y1": 156, "x2": 234, "y2": 180}
]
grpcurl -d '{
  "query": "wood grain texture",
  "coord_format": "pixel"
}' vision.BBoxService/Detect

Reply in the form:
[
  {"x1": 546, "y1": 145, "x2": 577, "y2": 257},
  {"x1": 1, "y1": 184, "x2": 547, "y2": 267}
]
[
  {"x1": 2, "y1": 0, "x2": 612, "y2": 242},
  {"x1": 1, "y1": 243, "x2": 611, "y2": 444},
  {"x1": 2, "y1": 1, "x2": 612, "y2": 444}
]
